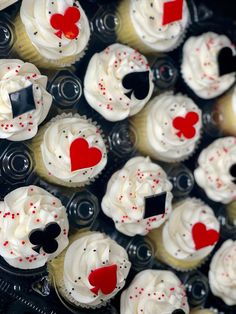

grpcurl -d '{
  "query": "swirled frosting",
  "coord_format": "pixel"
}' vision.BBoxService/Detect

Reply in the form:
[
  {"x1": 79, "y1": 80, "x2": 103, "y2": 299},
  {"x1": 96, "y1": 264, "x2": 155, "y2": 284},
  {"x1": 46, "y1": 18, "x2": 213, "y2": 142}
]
[
  {"x1": 0, "y1": 0, "x2": 18, "y2": 10},
  {"x1": 162, "y1": 198, "x2": 220, "y2": 261},
  {"x1": 0, "y1": 185, "x2": 69, "y2": 270},
  {"x1": 39, "y1": 114, "x2": 107, "y2": 185},
  {"x1": 84, "y1": 44, "x2": 154, "y2": 122},
  {"x1": 194, "y1": 137, "x2": 236, "y2": 204},
  {"x1": 181, "y1": 32, "x2": 236, "y2": 99},
  {"x1": 20, "y1": 0, "x2": 90, "y2": 61},
  {"x1": 121, "y1": 269, "x2": 189, "y2": 314},
  {"x1": 0, "y1": 59, "x2": 52, "y2": 141},
  {"x1": 63, "y1": 232, "x2": 131, "y2": 307},
  {"x1": 144, "y1": 93, "x2": 202, "y2": 162},
  {"x1": 101, "y1": 157, "x2": 173, "y2": 236},
  {"x1": 129, "y1": 0, "x2": 190, "y2": 52},
  {"x1": 209, "y1": 240, "x2": 236, "y2": 305}
]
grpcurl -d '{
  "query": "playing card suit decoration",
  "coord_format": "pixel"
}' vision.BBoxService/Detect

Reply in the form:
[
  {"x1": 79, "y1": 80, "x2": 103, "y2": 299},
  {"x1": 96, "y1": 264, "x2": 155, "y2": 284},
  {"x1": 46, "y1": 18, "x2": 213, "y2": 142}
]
[
  {"x1": 29, "y1": 222, "x2": 61, "y2": 254},
  {"x1": 172, "y1": 310, "x2": 186, "y2": 314},
  {"x1": 144, "y1": 192, "x2": 167, "y2": 219},
  {"x1": 9, "y1": 84, "x2": 36, "y2": 119},
  {"x1": 122, "y1": 71, "x2": 150, "y2": 100},
  {"x1": 218, "y1": 47, "x2": 236, "y2": 76},
  {"x1": 229, "y1": 164, "x2": 236, "y2": 184},
  {"x1": 50, "y1": 6, "x2": 81, "y2": 39},
  {"x1": 88, "y1": 264, "x2": 117, "y2": 295},
  {"x1": 162, "y1": 0, "x2": 184, "y2": 26},
  {"x1": 192, "y1": 222, "x2": 219, "y2": 250},
  {"x1": 172, "y1": 112, "x2": 199, "y2": 139},
  {"x1": 70, "y1": 138, "x2": 102, "y2": 172}
]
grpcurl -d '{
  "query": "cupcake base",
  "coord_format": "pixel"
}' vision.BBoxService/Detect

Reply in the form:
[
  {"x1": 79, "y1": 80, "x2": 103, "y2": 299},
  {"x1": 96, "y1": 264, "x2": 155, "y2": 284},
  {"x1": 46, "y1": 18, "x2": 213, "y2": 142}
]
[
  {"x1": 226, "y1": 201, "x2": 236, "y2": 226},
  {"x1": 13, "y1": 15, "x2": 86, "y2": 69},
  {"x1": 147, "y1": 225, "x2": 206, "y2": 272}
]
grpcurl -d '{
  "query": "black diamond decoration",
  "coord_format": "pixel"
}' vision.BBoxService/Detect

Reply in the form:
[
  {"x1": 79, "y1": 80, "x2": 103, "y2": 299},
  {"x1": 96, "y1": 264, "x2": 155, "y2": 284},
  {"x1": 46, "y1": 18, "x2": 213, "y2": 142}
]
[
  {"x1": 144, "y1": 192, "x2": 167, "y2": 219},
  {"x1": 9, "y1": 84, "x2": 36, "y2": 119},
  {"x1": 229, "y1": 164, "x2": 236, "y2": 184}
]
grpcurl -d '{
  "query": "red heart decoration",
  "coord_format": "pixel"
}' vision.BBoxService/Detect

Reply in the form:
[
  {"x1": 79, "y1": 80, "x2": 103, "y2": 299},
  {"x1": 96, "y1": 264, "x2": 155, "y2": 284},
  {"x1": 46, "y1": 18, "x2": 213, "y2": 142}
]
[
  {"x1": 192, "y1": 222, "x2": 219, "y2": 250},
  {"x1": 162, "y1": 0, "x2": 184, "y2": 26},
  {"x1": 70, "y1": 138, "x2": 102, "y2": 172},
  {"x1": 50, "y1": 6, "x2": 81, "y2": 39},
  {"x1": 88, "y1": 265, "x2": 117, "y2": 295},
  {"x1": 172, "y1": 112, "x2": 199, "y2": 139}
]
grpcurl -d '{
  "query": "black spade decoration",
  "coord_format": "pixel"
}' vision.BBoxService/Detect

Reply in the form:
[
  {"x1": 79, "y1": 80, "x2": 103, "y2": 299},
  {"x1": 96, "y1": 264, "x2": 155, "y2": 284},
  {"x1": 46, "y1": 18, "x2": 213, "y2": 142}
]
[
  {"x1": 144, "y1": 192, "x2": 167, "y2": 219},
  {"x1": 229, "y1": 164, "x2": 236, "y2": 184},
  {"x1": 218, "y1": 47, "x2": 236, "y2": 76},
  {"x1": 9, "y1": 84, "x2": 36, "y2": 119},
  {"x1": 29, "y1": 222, "x2": 61, "y2": 254},
  {"x1": 172, "y1": 310, "x2": 185, "y2": 314},
  {"x1": 122, "y1": 71, "x2": 150, "y2": 100}
]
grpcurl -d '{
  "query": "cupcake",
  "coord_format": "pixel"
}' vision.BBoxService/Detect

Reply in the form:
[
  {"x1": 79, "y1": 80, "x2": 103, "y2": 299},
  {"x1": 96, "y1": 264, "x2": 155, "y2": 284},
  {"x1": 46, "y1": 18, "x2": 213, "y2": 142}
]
[
  {"x1": 13, "y1": 0, "x2": 90, "y2": 69},
  {"x1": 49, "y1": 231, "x2": 131, "y2": 309},
  {"x1": 148, "y1": 198, "x2": 220, "y2": 271},
  {"x1": 190, "y1": 310, "x2": 215, "y2": 314},
  {"x1": 213, "y1": 85, "x2": 236, "y2": 136},
  {"x1": 194, "y1": 137, "x2": 236, "y2": 204},
  {"x1": 117, "y1": 0, "x2": 190, "y2": 54},
  {"x1": 120, "y1": 269, "x2": 189, "y2": 314},
  {"x1": 101, "y1": 156, "x2": 173, "y2": 237},
  {"x1": 31, "y1": 113, "x2": 108, "y2": 188},
  {"x1": 131, "y1": 92, "x2": 202, "y2": 163},
  {"x1": 0, "y1": 0, "x2": 18, "y2": 10},
  {"x1": 181, "y1": 32, "x2": 236, "y2": 99},
  {"x1": 0, "y1": 59, "x2": 52, "y2": 141},
  {"x1": 0, "y1": 185, "x2": 69, "y2": 270},
  {"x1": 209, "y1": 239, "x2": 236, "y2": 306},
  {"x1": 84, "y1": 43, "x2": 154, "y2": 122}
]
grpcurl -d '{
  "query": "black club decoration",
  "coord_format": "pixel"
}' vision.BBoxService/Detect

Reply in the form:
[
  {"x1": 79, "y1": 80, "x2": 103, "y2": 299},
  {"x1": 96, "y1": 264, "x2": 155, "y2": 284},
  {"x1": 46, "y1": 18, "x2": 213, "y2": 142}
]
[
  {"x1": 29, "y1": 222, "x2": 61, "y2": 254},
  {"x1": 229, "y1": 164, "x2": 236, "y2": 184},
  {"x1": 144, "y1": 192, "x2": 167, "y2": 219},
  {"x1": 9, "y1": 84, "x2": 36, "y2": 119}
]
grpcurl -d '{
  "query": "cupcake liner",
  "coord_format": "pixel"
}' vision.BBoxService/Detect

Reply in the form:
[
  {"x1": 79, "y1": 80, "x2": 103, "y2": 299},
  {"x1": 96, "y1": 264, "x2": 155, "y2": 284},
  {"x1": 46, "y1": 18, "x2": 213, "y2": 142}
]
[
  {"x1": 116, "y1": 0, "x2": 191, "y2": 55},
  {"x1": 148, "y1": 225, "x2": 209, "y2": 272},
  {"x1": 130, "y1": 95, "x2": 202, "y2": 163},
  {"x1": 13, "y1": 15, "x2": 88, "y2": 69},
  {"x1": 226, "y1": 201, "x2": 236, "y2": 226},
  {"x1": 48, "y1": 231, "x2": 110, "y2": 310},
  {"x1": 31, "y1": 113, "x2": 108, "y2": 188}
]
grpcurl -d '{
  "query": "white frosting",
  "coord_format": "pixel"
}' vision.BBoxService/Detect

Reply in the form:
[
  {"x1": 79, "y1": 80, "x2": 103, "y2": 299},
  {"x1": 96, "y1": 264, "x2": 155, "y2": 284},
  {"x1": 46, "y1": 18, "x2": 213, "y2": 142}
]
[
  {"x1": 20, "y1": 0, "x2": 90, "y2": 61},
  {"x1": 102, "y1": 157, "x2": 173, "y2": 237},
  {"x1": 120, "y1": 269, "x2": 189, "y2": 314},
  {"x1": 182, "y1": 32, "x2": 236, "y2": 99},
  {"x1": 194, "y1": 137, "x2": 236, "y2": 204},
  {"x1": 0, "y1": 59, "x2": 52, "y2": 141},
  {"x1": 84, "y1": 44, "x2": 154, "y2": 122},
  {"x1": 209, "y1": 240, "x2": 236, "y2": 305},
  {"x1": 0, "y1": 185, "x2": 69, "y2": 270},
  {"x1": 162, "y1": 198, "x2": 220, "y2": 261},
  {"x1": 63, "y1": 232, "x2": 131, "y2": 307},
  {"x1": 0, "y1": 0, "x2": 17, "y2": 10},
  {"x1": 40, "y1": 114, "x2": 107, "y2": 185},
  {"x1": 145, "y1": 93, "x2": 202, "y2": 162},
  {"x1": 129, "y1": 0, "x2": 190, "y2": 52}
]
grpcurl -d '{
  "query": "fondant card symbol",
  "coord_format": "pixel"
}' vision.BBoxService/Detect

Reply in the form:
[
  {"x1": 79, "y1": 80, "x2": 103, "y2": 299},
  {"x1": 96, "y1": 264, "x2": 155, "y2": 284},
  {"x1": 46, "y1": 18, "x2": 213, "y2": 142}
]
[
  {"x1": 162, "y1": 0, "x2": 184, "y2": 26},
  {"x1": 192, "y1": 222, "x2": 219, "y2": 250},
  {"x1": 172, "y1": 112, "x2": 199, "y2": 139},
  {"x1": 29, "y1": 222, "x2": 61, "y2": 254},
  {"x1": 144, "y1": 192, "x2": 167, "y2": 219},
  {"x1": 218, "y1": 47, "x2": 236, "y2": 76},
  {"x1": 122, "y1": 71, "x2": 150, "y2": 100},
  {"x1": 9, "y1": 84, "x2": 36, "y2": 119},
  {"x1": 50, "y1": 6, "x2": 81, "y2": 39},
  {"x1": 172, "y1": 310, "x2": 186, "y2": 314},
  {"x1": 229, "y1": 164, "x2": 236, "y2": 184},
  {"x1": 88, "y1": 264, "x2": 117, "y2": 295},
  {"x1": 70, "y1": 138, "x2": 102, "y2": 172}
]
